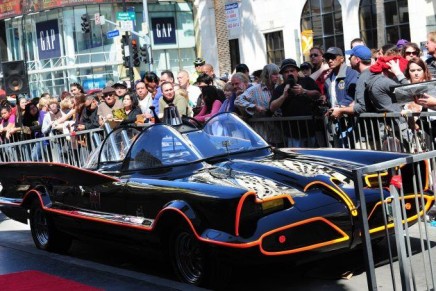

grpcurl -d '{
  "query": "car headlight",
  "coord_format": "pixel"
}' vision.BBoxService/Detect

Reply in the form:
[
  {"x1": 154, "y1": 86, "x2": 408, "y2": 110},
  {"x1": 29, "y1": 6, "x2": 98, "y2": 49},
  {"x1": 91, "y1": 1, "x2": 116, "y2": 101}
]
[{"x1": 236, "y1": 192, "x2": 293, "y2": 237}]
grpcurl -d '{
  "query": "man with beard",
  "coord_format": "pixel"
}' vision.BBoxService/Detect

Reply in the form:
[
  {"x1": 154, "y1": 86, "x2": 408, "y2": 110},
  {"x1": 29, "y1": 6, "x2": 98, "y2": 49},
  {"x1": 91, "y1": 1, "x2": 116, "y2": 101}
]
[{"x1": 269, "y1": 58, "x2": 320, "y2": 147}]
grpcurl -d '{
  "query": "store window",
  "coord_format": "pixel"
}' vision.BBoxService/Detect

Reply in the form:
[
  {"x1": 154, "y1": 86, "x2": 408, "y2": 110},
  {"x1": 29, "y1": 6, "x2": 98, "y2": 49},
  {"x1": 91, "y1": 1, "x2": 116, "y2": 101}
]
[
  {"x1": 229, "y1": 39, "x2": 240, "y2": 71},
  {"x1": 265, "y1": 31, "x2": 284, "y2": 66},
  {"x1": 301, "y1": 0, "x2": 344, "y2": 50},
  {"x1": 148, "y1": 2, "x2": 196, "y2": 75},
  {"x1": 359, "y1": 0, "x2": 410, "y2": 49}
]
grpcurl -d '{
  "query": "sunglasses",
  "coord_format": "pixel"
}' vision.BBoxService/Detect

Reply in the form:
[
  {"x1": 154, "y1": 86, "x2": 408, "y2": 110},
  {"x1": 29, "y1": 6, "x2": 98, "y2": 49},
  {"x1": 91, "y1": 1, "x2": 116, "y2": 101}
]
[
  {"x1": 405, "y1": 51, "x2": 418, "y2": 56},
  {"x1": 324, "y1": 55, "x2": 338, "y2": 61},
  {"x1": 310, "y1": 54, "x2": 319, "y2": 58}
]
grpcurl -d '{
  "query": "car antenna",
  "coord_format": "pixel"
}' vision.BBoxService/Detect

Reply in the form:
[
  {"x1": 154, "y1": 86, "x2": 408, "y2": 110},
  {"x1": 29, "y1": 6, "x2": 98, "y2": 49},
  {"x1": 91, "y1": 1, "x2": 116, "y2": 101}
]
[
  {"x1": 149, "y1": 106, "x2": 161, "y2": 123},
  {"x1": 222, "y1": 140, "x2": 233, "y2": 162}
]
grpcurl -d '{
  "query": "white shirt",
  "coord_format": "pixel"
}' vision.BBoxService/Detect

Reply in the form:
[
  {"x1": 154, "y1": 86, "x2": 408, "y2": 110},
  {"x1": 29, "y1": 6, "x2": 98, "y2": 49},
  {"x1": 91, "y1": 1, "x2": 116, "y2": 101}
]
[
  {"x1": 138, "y1": 93, "x2": 153, "y2": 114},
  {"x1": 186, "y1": 85, "x2": 202, "y2": 107}
]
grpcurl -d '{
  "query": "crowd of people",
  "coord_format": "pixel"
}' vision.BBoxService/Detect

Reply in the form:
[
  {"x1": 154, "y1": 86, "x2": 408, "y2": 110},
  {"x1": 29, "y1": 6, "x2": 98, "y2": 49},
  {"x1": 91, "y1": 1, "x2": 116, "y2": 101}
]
[{"x1": 1, "y1": 31, "x2": 436, "y2": 157}]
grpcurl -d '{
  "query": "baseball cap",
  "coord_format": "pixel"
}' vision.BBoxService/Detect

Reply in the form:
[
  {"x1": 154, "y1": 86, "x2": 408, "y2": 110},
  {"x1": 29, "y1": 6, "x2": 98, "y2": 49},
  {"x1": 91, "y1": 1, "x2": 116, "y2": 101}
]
[
  {"x1": 396, "y1": 39, "x2": 408, "y2": 49},
  {"x1": 345, "y1": 45, "x2": 372, "y2": 61},
  {"x1": 300, "y1": 62, "x2": 312, "y2": 70},
  {"x1": 324, "y1": 47, "x2": 344, "y2": 59},
  {"x1": 279, "y1": 58, "x2": 300, "y2": 73}
]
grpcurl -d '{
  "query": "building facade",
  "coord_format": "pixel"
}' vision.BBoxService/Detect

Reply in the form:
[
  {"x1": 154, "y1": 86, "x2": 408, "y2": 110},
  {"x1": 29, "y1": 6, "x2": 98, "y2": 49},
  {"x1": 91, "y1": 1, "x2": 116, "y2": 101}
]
[
  {"x1": 0, "y1": 0, "x2": 197, "y2": 97},
  {"x1": 196, "y1": 0, "x2": 436, "y2": 75},
  {"x1": 1, "y1": 0, "x2": 436, "y2": 97}
]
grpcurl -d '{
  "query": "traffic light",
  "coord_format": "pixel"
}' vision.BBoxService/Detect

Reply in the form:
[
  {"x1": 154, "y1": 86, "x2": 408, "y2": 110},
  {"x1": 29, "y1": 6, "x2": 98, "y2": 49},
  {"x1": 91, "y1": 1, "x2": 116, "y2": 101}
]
[
  {"x1": 140, "y1": 44, "x2": 149, "y2": 64},
  {"x1": 131, "y1": 39, "x2": 140, "y2": 67},
  {"x1": 81, "y1": 14, "x2": 90, "y2": 33},
  {"x1": 121, "y1": 35, "x2": 130, "y2": 67}
]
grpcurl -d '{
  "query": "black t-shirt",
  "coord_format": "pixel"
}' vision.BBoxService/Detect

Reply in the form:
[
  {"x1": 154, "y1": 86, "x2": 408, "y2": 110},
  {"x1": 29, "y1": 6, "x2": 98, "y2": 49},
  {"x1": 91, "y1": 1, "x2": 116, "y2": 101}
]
[{"x1": 271, "y1": 76, "x2": 320, "y2": 116}]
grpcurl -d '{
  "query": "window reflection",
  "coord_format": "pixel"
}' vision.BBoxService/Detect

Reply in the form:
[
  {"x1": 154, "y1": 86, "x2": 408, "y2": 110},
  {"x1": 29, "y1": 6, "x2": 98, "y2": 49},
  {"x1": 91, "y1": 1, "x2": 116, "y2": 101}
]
[
  {"x1": 300, "y1": 0, "x2": 343, "y2": 50},
  {"x1": 359, "y1": 0, "x2": 410, "y2": 49}
]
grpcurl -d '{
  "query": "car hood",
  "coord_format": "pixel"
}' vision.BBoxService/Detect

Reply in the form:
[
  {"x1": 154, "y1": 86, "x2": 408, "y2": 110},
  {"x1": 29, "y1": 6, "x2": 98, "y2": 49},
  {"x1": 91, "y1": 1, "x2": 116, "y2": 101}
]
[{"x1": 190, "y1": 148, "x2": 409, "y2": 201}]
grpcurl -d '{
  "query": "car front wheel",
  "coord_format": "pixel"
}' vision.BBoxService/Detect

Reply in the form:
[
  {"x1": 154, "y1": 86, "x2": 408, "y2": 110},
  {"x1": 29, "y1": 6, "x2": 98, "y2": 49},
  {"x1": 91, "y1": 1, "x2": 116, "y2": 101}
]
[
  {"x1": 169, "y1": 225, "x2": 231, "y2": 288},
  {"x1": 170, "y1": 226, "x2": 206, "y2": 285},
  {"x1": 29, "y1": 201, "x2": 72, "y2": 253}
]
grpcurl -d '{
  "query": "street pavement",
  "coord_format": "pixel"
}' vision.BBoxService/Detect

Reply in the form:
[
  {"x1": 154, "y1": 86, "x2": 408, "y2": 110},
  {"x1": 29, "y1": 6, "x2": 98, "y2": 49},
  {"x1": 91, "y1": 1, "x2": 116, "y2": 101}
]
[{"x1": 1, "y1": 210, "x2": 436, "y2": 290}]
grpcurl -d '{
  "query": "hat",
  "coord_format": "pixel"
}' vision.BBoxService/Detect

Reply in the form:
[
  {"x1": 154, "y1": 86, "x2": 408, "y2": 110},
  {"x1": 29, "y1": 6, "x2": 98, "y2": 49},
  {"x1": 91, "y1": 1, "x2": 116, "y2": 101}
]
[
  {"x1": 279, "y1": 58, "x2": 300, "y2": 73},
  {"x1": 101, "y1": 86, "x2": 115, "y2": 95},
  {"x1": 194, "y1": 57, "x2": 205, "y2": 66},
  {"x1": 345, "y1": 45, "x2": 372, "y2": 61},
  {"x1": 396, "y1": 39, "x2": 408, "y2": 48},
  {"x1": 324, "y1": 47, "x2": 344, "y2": 58},
  {"x1": 369, "y1": 56, "x2": 409, "y2": 74},
  {"x1": 85, "y1": 94, "x2": 99, "y2": 102},
  {"x1": 300, "y1": 62, "x2": 312, "y2": 70},
  {"x1": 112, "y1": 81, "x2": 128, "y2": 89}
]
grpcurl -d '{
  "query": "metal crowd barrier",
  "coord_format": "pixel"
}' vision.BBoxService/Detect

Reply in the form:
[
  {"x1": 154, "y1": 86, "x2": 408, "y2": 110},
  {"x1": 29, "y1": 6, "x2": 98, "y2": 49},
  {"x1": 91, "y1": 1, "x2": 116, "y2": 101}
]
[
  {"x1": 246, "y1": 112, "x2": 436, "y2": 153},
  {"x1": 353, "y1": 151, "x2": 436, "y2": 290},
  {"x1": 0, "y1": 128, "x2": 105, "y2": 167}
]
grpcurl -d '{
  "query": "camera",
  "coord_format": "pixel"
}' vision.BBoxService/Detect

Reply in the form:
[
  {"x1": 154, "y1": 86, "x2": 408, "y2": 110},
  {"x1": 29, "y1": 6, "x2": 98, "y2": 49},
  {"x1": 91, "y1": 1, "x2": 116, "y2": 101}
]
[
  {"x1": 284, "y1": 76, "x2": 296, "y2": 95},
  {"x1": 285, "y1": 76, "x2": 296, "y2": 87}
]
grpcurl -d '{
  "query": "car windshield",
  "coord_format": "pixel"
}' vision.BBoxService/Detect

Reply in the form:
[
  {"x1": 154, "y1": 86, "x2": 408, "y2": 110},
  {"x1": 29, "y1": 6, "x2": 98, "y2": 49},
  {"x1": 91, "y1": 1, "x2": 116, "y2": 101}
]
[
  {"x1": 85, "y1": 127, "x2": 141, "y2": 168},
  {"x1": 126, "y1": 125, "x2": 202, "y2": 170},
  {"x1": 184, "y1": 113, "x2": 269, "y2": 158}
]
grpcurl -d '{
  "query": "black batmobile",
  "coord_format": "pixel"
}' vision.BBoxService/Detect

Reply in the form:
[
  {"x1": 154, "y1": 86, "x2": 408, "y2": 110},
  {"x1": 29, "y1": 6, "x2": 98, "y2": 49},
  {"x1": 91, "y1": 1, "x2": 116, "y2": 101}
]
[{"x1": 0, "y1": 112, "x2": 433, "y2": 287}]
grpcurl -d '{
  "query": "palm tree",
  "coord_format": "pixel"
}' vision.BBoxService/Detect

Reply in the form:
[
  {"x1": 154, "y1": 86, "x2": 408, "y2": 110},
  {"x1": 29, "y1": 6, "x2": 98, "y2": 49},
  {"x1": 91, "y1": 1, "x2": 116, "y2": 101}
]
[
  {"x1": 375, "y1": 0, "x2": 386, "y2": 48},
  {"x1": 213, "y1": 0, "x2": 231, "y2": 76}
]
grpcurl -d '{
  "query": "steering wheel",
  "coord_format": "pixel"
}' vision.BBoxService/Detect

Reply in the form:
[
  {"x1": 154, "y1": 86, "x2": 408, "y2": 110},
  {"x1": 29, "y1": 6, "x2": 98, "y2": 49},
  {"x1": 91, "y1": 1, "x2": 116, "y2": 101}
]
[{"x1": 182, "y1": 116, "x2": 203, "y2": 129}]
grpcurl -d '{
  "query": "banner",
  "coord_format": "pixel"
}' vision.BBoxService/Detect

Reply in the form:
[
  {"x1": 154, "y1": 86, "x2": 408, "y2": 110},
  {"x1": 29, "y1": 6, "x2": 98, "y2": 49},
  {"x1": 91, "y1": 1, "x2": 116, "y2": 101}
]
[
  {"x1": 36, "y1": 19, "x2": 61, "y2": 60},
  {"x1": 151, "y1": 17, "x2": 176, "y2": 45},
  {"x1": 0, "y1": 0, "x2": 21, "y2": 19},
  {"x1": 301, "y1": 29, "x2": 313, "y2": 57},
  {"x1": 225, "y1": 3, "x2": 240, "y2": 30}
]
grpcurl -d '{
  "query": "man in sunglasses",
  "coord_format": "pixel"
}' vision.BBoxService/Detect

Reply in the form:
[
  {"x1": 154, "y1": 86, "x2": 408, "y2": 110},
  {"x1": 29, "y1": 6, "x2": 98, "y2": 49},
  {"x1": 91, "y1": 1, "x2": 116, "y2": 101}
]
[
  {"x1": 190, "y1": 57, "x2": 206, "y2": 85},
  {"x1": 330, "y1": 45, "x2": 372, "y2": 119},
  {"x1": 97, "y1": 86, "x2": 123, "y2": 125},
  {"x1": 323, "y1": 47, "x2": 359, "y2": 147},
  {"x1": 309, "y1": 47, "x2": 330, "y2": 94}
]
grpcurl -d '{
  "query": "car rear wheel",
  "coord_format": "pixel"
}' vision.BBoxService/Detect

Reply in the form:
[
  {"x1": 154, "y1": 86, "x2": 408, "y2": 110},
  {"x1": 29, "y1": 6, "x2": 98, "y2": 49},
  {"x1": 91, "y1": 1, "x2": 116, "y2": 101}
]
[{"x1": 29, "y1": 201, "x2": 72, "y2": 253}]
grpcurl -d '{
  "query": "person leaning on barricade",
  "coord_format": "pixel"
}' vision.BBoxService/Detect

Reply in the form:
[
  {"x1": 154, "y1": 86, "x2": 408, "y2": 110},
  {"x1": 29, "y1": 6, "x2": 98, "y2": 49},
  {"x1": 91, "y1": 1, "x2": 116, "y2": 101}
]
[
  {"x1": 362, "y1": 55, "x2": 410, "y2": 151},
  {"x1": 112, "y1": 93, "x2": 142, "y2": 126},
  {"x1": 234, "y1": 63, "x2": 282, "y2": 145},
  {"x1": 323, "y1": 47, "x2": 359, "y2": 148},
  {"x1": 42, "y1": 98, "x2": 67, "y2": 137},
  {"x1": 97, "y1": 86, "x2": 123, "y2": 126},
  {"x1": 330, "y1": 45, "x2": 373, "y2": 119},
  {"x1": 399, "y1": 58, "x2": 435, "y2": 152},
  {"x1": 0, "y1": 104, "x2": 16, "y2": 142},
  {"x1": 77, "y1": 94, "x2": 100, "y2": 131},
  {"x1": 269, "y1": 58, "x2": 320, "y2": 147}
]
